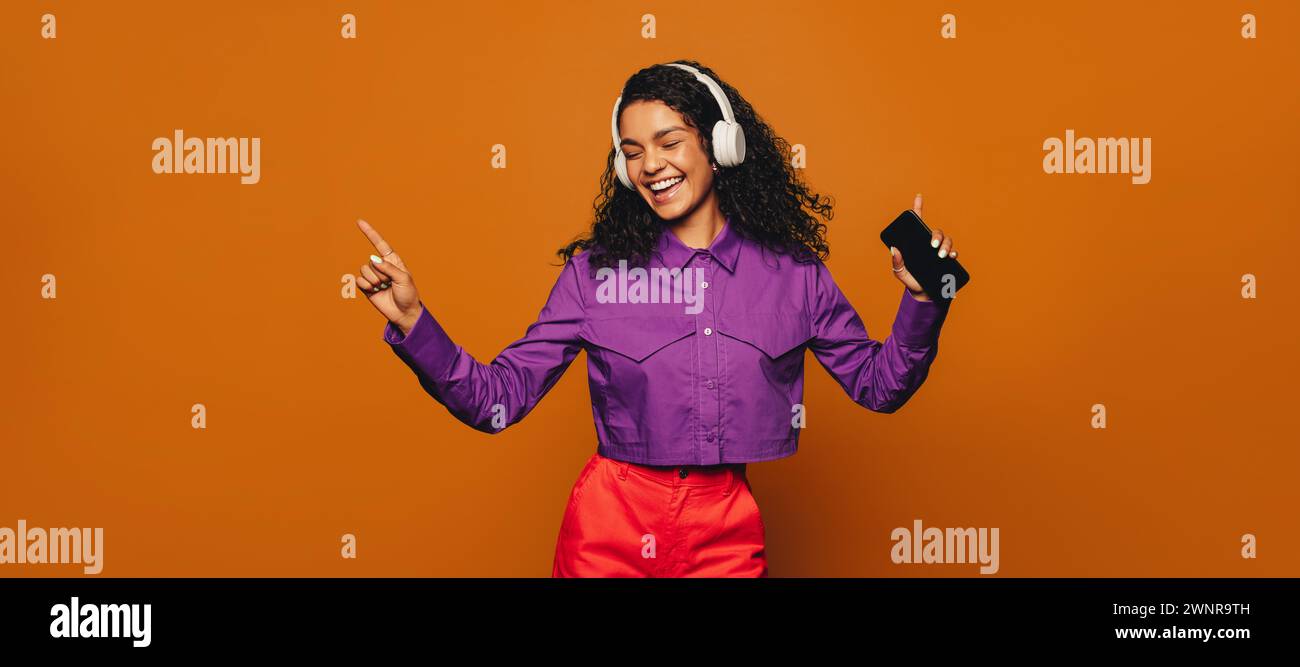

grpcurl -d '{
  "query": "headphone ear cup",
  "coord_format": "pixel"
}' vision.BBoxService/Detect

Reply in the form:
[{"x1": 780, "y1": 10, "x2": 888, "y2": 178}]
[
  {"x1": 730, "y1": 123, "x2": 746, "y2": 165},
  {"x1": 711, "y1": 121, "x2": 730, "y2": 166},
  {"x1": 614, "y1": 150, "x2": 634, "y2": 189},
  {"x1": 712, "y1": 121, "x2": 746, "y2": 168}
]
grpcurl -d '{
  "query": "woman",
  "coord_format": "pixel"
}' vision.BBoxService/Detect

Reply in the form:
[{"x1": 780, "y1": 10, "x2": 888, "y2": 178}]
[{"x1": 356, "y1": 60, "x2": 958, "y2": 577}]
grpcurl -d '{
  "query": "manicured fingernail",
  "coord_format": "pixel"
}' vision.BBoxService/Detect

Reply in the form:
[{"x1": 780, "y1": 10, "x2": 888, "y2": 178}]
[
  {"x1": 931, "y1": 238, "x2": 939, "y2": 248},
  {"x1": 381, "y1": 282, "x2": 390, "y2": 288},
  {"x1": 372, "y1": 286, "x2": 380, "y2": 292},
  {"x1": 370, "y1": 254, "x2": 383, "y2": 264},
  {"x1": 938, "y1": 249, "x2": 947, "y2": 258}
]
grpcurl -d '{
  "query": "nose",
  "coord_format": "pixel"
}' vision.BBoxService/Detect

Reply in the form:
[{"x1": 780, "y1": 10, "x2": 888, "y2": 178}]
[{"x1": 645, "y1": 151, "x2": 667, "y2": 175}]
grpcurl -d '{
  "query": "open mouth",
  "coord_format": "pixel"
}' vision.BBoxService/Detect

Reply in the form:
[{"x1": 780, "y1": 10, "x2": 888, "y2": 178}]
[{"x1": 648, "y1": 176, "x2": 685, "y2": 204}]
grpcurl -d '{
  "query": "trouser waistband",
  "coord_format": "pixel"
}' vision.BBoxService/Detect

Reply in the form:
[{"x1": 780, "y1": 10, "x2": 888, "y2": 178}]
[{"x1": 595, "y1": 452, "x2": 746, "y2": 493}]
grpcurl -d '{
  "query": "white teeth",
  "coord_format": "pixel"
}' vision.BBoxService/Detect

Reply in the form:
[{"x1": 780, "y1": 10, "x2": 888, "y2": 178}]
[{"x1": 649, "y1": 176, "x2": 683, "y2": 191}]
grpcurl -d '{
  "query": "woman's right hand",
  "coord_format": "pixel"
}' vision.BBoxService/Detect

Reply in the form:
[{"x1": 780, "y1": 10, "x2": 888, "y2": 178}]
[{"x1": 356, "y1": 218, "x2": 423, "y2": 335}]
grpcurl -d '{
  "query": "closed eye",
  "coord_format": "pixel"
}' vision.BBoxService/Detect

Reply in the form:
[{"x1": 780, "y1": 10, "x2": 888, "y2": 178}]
[{"x1": 625, "y1": 141, "x2": 683, "y2": 160}]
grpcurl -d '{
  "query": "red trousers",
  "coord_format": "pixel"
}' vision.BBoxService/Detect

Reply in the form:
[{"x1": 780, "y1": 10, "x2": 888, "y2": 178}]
[{"x1": 552, "y1": 452, "x2": 768, "y2": 577}]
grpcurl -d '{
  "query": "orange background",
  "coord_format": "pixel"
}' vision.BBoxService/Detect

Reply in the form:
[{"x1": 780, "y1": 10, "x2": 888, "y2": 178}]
[{"x1": 3, "y1": 0, "x2": 1297, "y2": 577}]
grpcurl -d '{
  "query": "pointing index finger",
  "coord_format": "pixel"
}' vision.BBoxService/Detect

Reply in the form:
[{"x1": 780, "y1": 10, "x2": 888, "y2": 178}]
[{"x1": 356, "y1": 219, "x2": 395, "y2": 256}]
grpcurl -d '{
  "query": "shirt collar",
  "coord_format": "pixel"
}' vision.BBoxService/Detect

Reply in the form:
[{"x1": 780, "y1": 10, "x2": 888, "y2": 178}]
[{"x1": 654, "y1": 214, "x2": 741, "y2": 273}]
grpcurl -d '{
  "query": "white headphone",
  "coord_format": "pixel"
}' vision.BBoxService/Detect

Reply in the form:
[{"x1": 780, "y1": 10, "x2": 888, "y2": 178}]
[{"x1": 611, "y1": 62, "x2": 747, "y2": 190}]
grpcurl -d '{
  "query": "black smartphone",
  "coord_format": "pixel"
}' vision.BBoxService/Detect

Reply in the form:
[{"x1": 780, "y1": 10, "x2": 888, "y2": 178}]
[{"x1": 879, "y1": 209, "x2": 970, "y2": 304}]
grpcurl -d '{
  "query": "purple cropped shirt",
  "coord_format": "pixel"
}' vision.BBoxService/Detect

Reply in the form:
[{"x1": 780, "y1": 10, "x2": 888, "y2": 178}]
[{"x1": 383, "y1": 216, "x2": 952, "y2": 466}]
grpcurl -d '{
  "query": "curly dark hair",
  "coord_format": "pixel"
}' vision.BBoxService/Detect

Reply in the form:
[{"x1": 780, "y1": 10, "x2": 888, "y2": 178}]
[{"x1": 557, "y1": 59, "x2": 834, "y2": 270}]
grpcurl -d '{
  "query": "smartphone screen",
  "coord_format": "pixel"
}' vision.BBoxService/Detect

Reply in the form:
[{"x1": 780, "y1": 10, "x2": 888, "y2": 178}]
[{"x1": 879, "y1": 209, "x2": 970, "y2": 303}]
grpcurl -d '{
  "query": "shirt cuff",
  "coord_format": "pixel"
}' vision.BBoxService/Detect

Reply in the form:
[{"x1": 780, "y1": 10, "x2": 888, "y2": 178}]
[
  {"x1": 890, "y1": 288, "x2": 951, "y2": 347},
  {"x1": 382, "y1": 305, "x2": 460, "y2": 382}
]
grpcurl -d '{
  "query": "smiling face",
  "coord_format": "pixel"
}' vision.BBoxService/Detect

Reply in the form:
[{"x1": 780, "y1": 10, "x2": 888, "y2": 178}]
[{"x1": 617, "y1": 100, "x2": 718, "y2": 221}]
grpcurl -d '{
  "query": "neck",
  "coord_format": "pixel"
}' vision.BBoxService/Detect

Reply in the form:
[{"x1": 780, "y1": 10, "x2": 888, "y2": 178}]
[{"x1": 667, "y1": 197, "x2": 726, "y2": 249}]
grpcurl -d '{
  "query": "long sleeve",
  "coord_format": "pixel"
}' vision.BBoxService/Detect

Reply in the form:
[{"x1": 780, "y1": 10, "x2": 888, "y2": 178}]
[
  {"x1": 807, "y1": 259, "x2": 951, "y2": 413},
  {"x1": 382, "y1": 259, "x2": 586, "y2": 433}
]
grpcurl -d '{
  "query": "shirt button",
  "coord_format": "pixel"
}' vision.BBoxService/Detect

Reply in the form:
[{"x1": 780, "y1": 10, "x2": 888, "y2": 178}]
[
  {"x1": 679, "y1": 468, "x2": 689, "y2": 479},
  {"x1": 701, "y1": 281, "x2": 709, "y2": 289},
  {"x1": 706, "y1": 379, "x2": 715, "y2": 389},
  {"x1": 707, "y1": 432, "x2": 716, "y2": 442},
  {"x1": 704, "y1": 327, "x2": 713, "y2": 336}
]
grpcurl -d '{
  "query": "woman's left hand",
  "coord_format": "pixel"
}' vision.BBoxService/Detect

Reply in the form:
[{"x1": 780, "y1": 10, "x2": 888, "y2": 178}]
[{"x1": 889, "y1": 193, "x2": 956, "y2": 302}]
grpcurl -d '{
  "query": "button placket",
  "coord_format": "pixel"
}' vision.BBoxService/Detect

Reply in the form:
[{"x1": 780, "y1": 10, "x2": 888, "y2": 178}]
[{"x1": 695, "y1": 254, "x2": 722, "y2": 465}]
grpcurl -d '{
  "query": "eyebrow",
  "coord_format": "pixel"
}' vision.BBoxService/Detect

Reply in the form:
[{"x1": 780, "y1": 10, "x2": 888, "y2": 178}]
[{"x1": 619, "y1": 126, "x2": 688, "y2": 148}]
